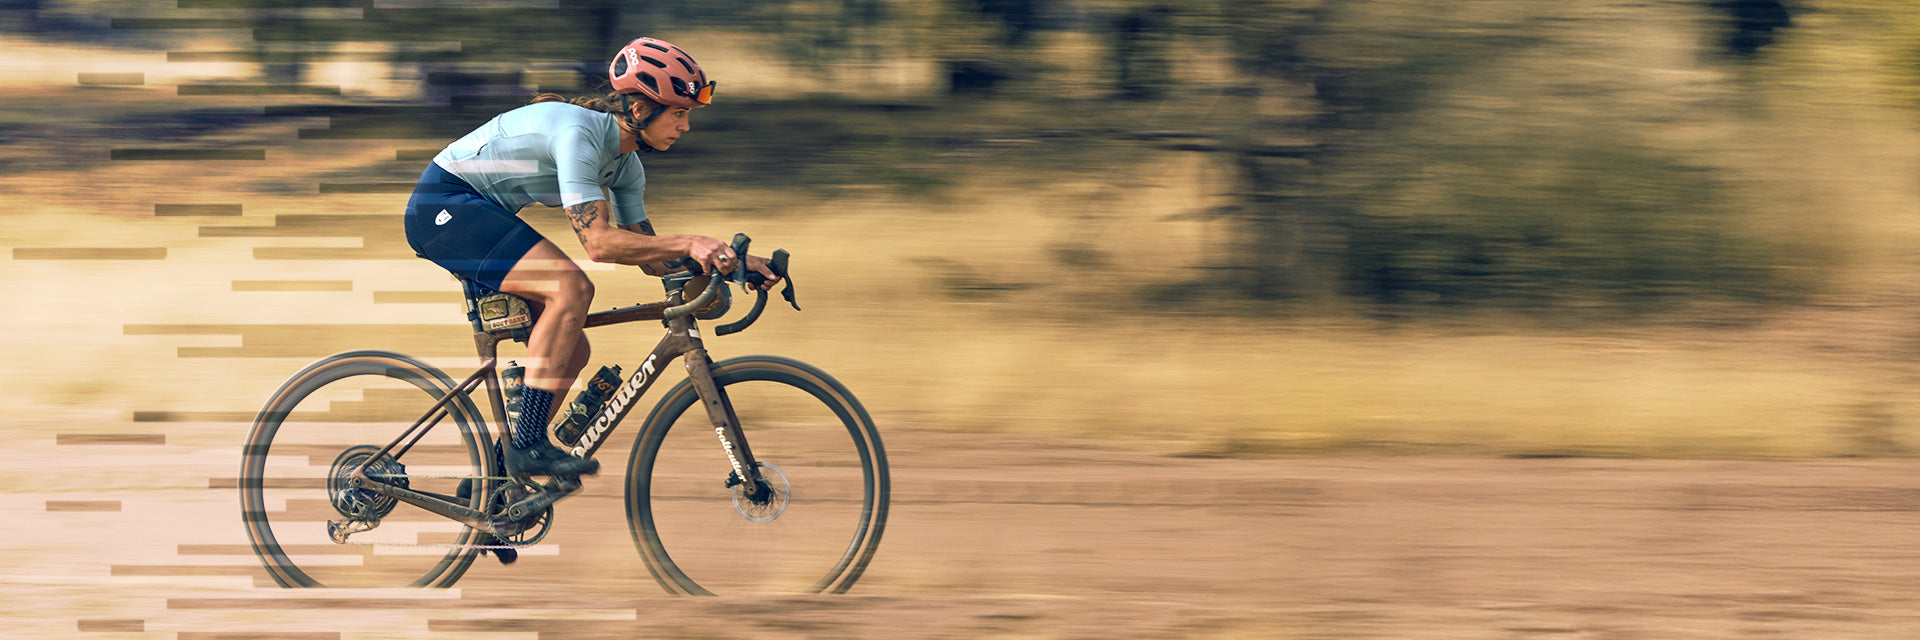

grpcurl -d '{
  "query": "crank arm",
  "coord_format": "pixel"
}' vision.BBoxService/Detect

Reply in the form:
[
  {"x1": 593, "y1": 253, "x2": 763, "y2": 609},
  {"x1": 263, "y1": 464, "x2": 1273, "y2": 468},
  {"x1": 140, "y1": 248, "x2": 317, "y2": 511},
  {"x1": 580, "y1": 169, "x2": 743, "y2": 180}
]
[{"x1": 499, "y1": 477, "x2": 581, "y2": 521}]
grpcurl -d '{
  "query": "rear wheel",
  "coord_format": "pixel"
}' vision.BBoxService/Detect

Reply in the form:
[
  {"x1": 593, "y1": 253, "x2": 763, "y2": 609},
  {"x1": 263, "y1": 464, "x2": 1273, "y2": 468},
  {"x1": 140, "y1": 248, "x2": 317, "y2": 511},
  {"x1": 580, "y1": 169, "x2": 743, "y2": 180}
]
[
  {"x1": 626, "y1": 355, "x2": 889, "y2": 595},
  {"x1": 240, "y1": 350, "x2": 492, "y2": 588}
]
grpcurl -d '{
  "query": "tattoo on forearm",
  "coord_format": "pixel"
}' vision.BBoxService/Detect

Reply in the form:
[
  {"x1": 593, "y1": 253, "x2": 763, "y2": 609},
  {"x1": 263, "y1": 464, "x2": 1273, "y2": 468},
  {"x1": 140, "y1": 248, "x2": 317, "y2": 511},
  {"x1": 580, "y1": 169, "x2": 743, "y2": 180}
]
[
  {"x1": 566, "y1": 202, "x2": 600, "y2": 244},
  {"x1": 631, "y1": 219, "x2": 665, "y2": 273}
]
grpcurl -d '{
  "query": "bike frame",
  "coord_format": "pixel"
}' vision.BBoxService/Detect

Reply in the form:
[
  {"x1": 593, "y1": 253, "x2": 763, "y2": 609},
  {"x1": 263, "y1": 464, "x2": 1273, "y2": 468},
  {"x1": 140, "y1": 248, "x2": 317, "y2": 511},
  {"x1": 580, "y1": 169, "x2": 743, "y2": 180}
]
[{"x1": 341, "y1": 277, "x2": 765, "y2": 535}]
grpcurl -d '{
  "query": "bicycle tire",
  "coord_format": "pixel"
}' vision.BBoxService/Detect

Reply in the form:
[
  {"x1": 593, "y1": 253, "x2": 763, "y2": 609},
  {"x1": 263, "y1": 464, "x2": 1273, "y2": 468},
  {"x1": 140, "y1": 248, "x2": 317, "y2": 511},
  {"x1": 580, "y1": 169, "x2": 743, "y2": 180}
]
[
  {"x1": 625, "y1": 355, "x2": 889, "y2": 595},
  {"x1": 240, "y1": 350, "x2": 491, "y2": 588}
]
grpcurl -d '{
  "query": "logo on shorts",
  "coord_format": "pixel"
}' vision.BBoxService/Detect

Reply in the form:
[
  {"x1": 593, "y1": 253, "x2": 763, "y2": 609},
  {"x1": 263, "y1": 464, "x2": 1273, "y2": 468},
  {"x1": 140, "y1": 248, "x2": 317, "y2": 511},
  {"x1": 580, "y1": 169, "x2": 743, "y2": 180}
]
[{"x1": 434, "y1": 209, "x2": 452, "y2": 226}]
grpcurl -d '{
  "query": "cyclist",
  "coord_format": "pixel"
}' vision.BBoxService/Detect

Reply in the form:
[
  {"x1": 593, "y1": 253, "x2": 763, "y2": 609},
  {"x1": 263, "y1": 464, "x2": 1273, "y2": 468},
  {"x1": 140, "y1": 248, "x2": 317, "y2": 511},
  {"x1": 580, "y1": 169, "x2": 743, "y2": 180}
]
[{"x1": 403, "y1": 37, "x2": 779, "y2": 482}]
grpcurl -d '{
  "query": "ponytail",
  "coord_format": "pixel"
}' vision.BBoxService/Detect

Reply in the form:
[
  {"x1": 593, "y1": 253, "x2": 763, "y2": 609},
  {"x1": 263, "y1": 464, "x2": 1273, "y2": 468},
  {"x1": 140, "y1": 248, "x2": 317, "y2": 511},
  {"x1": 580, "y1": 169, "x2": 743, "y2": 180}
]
[{"x1": 531, "y1": 90, "x2": 667, "y2": 137}]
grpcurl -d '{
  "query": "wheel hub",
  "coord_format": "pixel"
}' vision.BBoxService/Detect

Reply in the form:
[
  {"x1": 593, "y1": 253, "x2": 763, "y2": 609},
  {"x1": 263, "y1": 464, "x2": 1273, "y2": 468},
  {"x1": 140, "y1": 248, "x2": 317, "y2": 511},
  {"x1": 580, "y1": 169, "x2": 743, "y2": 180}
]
[
  {"x1": 327, "y1": 445, "x2": 407, "y2": 522},
  {"x1": 730, "y1": 461, "x2": 790, "y2": 523}
]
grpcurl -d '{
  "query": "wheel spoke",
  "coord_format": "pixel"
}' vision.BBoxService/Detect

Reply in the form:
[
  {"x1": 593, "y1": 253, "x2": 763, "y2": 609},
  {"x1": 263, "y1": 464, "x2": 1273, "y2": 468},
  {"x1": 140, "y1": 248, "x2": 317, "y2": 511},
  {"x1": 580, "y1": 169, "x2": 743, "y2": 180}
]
[
  {"x1": 627, "y1": 357, "x2": 888, "y2": 595},
  {"x1": 240, "y1": 352, "x2": 488, "y2": 588}
]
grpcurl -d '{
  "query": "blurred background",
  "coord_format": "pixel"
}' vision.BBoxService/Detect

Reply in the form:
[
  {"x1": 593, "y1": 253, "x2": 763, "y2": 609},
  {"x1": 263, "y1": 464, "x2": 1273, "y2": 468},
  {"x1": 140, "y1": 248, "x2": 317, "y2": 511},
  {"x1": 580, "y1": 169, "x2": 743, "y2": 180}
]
[{"x1": 6, "y1": 0, "x2": 1920, "y2": 458}]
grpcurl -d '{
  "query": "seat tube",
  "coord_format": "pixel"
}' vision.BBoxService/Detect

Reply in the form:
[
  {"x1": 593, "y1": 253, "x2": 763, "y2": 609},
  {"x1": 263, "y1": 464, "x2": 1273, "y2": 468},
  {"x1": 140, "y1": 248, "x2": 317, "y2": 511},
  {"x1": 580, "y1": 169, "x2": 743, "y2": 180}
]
[{"x1": 473, "y1": 331, "x2": 509, "y2": 444}]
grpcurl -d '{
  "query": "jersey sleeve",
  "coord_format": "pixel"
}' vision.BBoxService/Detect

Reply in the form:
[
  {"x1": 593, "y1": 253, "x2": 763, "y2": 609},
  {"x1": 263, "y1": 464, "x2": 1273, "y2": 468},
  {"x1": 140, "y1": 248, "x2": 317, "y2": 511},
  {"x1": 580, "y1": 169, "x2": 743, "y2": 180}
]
[{"x1": 550, "y1": 125, "x2": 608, "y2": 209}]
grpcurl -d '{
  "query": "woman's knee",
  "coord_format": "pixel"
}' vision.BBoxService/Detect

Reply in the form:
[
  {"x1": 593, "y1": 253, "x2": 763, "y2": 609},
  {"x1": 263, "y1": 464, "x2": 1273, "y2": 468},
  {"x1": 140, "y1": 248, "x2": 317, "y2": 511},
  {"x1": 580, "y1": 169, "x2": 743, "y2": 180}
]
[
  {"x1": 535, "y1": 274, "x2": 594, "y2": 323},
  {"x1": 572, "y1": 334, "x2": 592, "y2": 366},
  {"x1": 500, "y1": 242, "x2": 595, "y2": 312},
  {"x1": 558, "y1": 274, "x2": 595, "y2": 308}
]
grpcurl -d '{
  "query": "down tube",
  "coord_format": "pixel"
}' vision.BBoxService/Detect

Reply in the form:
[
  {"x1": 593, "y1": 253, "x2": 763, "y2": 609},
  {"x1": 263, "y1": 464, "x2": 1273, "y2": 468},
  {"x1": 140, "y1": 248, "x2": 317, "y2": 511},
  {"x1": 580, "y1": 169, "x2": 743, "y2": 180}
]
[{"x1": 570, "y1": 329, "x2": 694, "y2": 459}]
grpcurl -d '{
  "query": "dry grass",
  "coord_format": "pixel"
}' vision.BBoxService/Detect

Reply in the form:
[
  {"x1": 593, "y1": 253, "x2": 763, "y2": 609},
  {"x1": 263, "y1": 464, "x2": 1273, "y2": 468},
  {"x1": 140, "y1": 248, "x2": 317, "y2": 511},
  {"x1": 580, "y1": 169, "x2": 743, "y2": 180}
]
[{"x1": 17, "y1": 149, "x2": 1920, "y2": 461}]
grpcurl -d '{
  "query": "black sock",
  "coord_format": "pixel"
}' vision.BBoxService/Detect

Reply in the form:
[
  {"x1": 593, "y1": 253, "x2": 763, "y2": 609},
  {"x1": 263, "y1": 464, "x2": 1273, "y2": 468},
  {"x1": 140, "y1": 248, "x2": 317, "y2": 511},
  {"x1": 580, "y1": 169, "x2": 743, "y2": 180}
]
[{"x1": 511, "y1": 387, "x2": 555, "y2": 450}]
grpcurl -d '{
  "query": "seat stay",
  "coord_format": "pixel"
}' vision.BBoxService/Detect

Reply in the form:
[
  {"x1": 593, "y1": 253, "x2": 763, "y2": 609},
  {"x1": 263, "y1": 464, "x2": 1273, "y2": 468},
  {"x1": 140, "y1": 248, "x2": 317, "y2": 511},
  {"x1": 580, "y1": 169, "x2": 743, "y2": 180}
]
[
  {"x1": 341, "y1": 361, "x2": 499, "y2": 530},
  {"x1": 360, "y1": 363, "x2": 493, "y2": 470}
]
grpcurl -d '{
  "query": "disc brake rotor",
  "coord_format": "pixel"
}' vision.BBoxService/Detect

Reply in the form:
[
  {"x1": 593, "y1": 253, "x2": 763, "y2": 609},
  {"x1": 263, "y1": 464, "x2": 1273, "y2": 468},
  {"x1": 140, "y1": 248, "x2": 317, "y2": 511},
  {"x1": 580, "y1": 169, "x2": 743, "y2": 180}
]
[{"x1": 731, "y1": 461, "x2": 790, "y2": 523}]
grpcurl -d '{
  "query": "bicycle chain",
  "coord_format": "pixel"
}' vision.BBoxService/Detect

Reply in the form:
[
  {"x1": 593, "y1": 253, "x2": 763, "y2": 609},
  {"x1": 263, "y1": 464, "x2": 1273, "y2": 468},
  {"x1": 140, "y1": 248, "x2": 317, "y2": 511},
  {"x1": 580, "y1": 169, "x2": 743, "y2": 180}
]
[
  {"x1": 332, "y1": 474, "x2": 542, "y2": 550},
  {"x1": 332, "y1": 538, "x2": 534, "y2": 550},
  {"x1": 375, "y1": 473, "x2": 513, "y2": 481},
  {"x1": 328, "y1": 521, "x2": 544, "y2": 551}
]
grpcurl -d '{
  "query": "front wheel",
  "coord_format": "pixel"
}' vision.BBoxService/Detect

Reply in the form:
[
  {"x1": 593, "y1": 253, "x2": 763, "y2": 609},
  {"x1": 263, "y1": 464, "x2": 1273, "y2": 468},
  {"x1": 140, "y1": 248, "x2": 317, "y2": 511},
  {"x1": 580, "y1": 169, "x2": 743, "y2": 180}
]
[{"x1": 626, "y1": 355, "x2": 889, "y2": 595}]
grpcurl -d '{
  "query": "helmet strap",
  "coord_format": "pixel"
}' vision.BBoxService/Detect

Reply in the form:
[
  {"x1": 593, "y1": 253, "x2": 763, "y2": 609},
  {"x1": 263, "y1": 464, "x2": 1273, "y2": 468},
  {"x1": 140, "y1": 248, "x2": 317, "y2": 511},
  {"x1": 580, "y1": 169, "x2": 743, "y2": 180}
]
[
  {"x1": 635, "y1": 103, "x2": 664, "y2": 130},
  {"x1": 629, "y1": 102, "x2": 668, "y2": 154}
]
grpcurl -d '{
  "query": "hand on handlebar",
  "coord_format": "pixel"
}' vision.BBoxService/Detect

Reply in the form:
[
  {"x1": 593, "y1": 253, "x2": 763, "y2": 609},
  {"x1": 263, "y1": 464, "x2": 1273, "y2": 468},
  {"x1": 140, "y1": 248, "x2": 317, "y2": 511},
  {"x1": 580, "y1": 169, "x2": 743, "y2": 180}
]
[
  {"x1": 681, "y1": 235, "x2": 780, "y2": 291},
  {"x1": 685, "y1": 235, "x2": 734, "y2": 278},
  {"x1": 662, "y1": 234, "x2": 799, "y2": 324},
  {"x1": 739, "y1": 254, "x2": 781, "y2": 291}
]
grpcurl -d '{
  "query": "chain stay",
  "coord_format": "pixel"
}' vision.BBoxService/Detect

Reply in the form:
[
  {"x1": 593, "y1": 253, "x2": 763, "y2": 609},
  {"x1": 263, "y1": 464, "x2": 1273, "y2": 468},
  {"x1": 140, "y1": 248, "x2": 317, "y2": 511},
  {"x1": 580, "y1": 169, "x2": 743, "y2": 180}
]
[
  {"x1": 333, "y1": 537, "x2": 538, "y2": 551},
  {"x1": 325, "y1": 518, "x2": 542, "y2": 550},
  {"x1": 377, "y1": 473, "x2": 512, "y2": 481},
  {"x1": 327, "y1": 473, "x2": 546, "y2": 550}
]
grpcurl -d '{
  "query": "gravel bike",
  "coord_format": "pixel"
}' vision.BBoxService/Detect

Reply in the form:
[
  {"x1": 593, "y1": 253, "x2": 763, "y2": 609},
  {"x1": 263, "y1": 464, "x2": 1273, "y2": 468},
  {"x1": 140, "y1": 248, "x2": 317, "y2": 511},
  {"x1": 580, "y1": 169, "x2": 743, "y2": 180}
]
[{"x1": 238, "y1": 235, "x2": 889, "y2": 594}]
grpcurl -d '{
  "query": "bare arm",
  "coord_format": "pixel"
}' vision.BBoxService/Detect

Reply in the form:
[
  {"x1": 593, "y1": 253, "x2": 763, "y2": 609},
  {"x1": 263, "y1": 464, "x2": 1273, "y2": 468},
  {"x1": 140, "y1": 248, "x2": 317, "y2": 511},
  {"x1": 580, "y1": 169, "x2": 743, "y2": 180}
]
[
  {"x1": 620, "y1": 219, "x2": 673, "y2": 276},
  {"x1": 612, "y1": 212, "x2": 781, "y2": 290},
  {"x1": 565, "y1": 200, "x2": 733, "y2": 274}
]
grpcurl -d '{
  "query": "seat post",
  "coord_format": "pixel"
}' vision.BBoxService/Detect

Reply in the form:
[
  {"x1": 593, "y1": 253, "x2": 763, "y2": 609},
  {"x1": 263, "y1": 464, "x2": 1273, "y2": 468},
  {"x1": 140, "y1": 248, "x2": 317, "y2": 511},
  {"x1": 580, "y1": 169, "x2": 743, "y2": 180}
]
[{"x1": 459, "y1": 278, "x2": 489, "y2": 335}]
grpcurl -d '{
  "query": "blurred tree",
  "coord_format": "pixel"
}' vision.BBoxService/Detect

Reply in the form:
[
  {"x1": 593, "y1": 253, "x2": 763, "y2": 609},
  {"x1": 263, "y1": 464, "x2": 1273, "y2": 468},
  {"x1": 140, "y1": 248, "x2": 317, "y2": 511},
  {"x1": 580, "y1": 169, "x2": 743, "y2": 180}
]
[
  {"x1": 1208, "y1": 0, "x2": 1517, "y2": 300},
  {"x1": 2, "y1": 0, "x2": 44, "y2": 28},
  {"x1": 936, "y1": 0, "x2": 1051, "y2": 94},
  {"x1": 1340, "y1": 131, "x2": 1791, "y2": 311},
  {"x1": 970, "y1": 0, "x2": 1045, "y2": 45},
  {"x1": 1713, "y1": 0, "x2": 1793, "y2": 59},
  {"x1": 1203, "y1": 0, "x2": 1331, "y2": 299},
  {"x1": 1111, "y1": 3, "x2": 1177, "y2": 99},
  {"x1": 567, "y1": 0, "x2": 626, "y2": 90},
  {"x1": 1194, "y1": 0, "x2": 1815, "y2": 313},
  {"x1": 750, "y1": 0, "x2": 895, "y2": 93},
  {"x1": 1743, "y1": 1, "x2": 1920, "y2": 121}
]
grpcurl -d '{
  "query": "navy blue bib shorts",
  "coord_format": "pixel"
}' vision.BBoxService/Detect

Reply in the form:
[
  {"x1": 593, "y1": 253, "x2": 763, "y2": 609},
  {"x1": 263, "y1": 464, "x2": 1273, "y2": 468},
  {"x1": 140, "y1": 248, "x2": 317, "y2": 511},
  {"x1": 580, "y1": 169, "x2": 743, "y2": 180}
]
[{"x1": 402, "y1": 162, "x2": 545, "y2": 292}]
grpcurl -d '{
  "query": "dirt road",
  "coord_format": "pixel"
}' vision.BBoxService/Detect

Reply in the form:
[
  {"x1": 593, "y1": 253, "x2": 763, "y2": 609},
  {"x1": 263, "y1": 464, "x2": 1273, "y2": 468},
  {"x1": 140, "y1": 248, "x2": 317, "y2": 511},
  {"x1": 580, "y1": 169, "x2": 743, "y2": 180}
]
[{"x1": 11, "y1": 426, "x2": 1920, "y2": 639}]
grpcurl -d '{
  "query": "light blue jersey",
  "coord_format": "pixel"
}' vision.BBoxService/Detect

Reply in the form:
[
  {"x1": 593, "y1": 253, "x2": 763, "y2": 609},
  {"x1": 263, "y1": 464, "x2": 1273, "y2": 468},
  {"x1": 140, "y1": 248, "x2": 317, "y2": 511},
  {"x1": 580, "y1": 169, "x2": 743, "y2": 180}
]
[{"x1": 432, "y1": 101, "x2": 648, "y2": 226}]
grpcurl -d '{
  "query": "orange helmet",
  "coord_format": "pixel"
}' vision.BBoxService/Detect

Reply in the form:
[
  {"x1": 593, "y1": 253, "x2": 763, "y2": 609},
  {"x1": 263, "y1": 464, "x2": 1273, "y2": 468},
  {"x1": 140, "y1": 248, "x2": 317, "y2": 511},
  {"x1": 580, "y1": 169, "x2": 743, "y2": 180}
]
[{"x1": 609, "y1": 37, "x2": 712, "y2": 109}]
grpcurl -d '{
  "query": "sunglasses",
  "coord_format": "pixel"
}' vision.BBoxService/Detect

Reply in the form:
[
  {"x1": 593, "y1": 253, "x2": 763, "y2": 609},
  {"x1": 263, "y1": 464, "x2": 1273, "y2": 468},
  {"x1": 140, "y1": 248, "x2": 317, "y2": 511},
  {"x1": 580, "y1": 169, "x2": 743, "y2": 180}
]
[{"x1": 675, "y1": 79, "x2": 714, "y2": 105}]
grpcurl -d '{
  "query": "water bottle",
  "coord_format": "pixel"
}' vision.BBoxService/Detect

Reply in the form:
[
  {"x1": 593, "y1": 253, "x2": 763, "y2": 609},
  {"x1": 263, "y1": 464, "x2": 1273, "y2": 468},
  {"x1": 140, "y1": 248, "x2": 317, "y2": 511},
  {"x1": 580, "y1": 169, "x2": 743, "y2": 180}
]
[
  {"x1": 554, "y1": 365, "x2": 623, "y2": 446},
  {"x1": 500, "y1": 362, "x2": 525, "y2": 425}
]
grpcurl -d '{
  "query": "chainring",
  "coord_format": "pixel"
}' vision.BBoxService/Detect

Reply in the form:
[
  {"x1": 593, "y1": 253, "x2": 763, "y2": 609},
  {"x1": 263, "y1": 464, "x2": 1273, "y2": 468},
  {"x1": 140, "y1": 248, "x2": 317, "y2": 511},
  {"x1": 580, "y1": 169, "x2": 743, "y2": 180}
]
[{"x1": 486, "y1": 480, "x2": 553, "y2": 546}]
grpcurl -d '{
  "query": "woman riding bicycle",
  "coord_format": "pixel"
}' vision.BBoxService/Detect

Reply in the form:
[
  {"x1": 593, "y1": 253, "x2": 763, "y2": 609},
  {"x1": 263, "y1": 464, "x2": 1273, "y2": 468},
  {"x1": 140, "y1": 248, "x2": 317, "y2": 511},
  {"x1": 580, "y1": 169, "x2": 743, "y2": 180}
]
[{"x1": 402, "y1": 37, "x2": 779, "y2": 480}]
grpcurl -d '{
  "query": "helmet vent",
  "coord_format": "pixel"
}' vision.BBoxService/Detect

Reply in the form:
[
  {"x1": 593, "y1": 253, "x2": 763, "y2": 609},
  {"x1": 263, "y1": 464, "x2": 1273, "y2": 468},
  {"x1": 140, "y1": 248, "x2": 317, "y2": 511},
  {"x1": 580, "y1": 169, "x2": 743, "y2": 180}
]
[
  {"x1": 638, "y1": 74, "x2": 659, "y2": 92},
  {"x1": 640, "y1": 55, "x2": 668, "y2": 69},
  {"x1": 611, "y1": 56, "x2": 629, "y2": 77},
  {"x1": 643, "y1": 42, "x2": 671, "y2": 52},
  {"x1": 676, "y1": 57, "x2": 696, "y2": 74}
]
